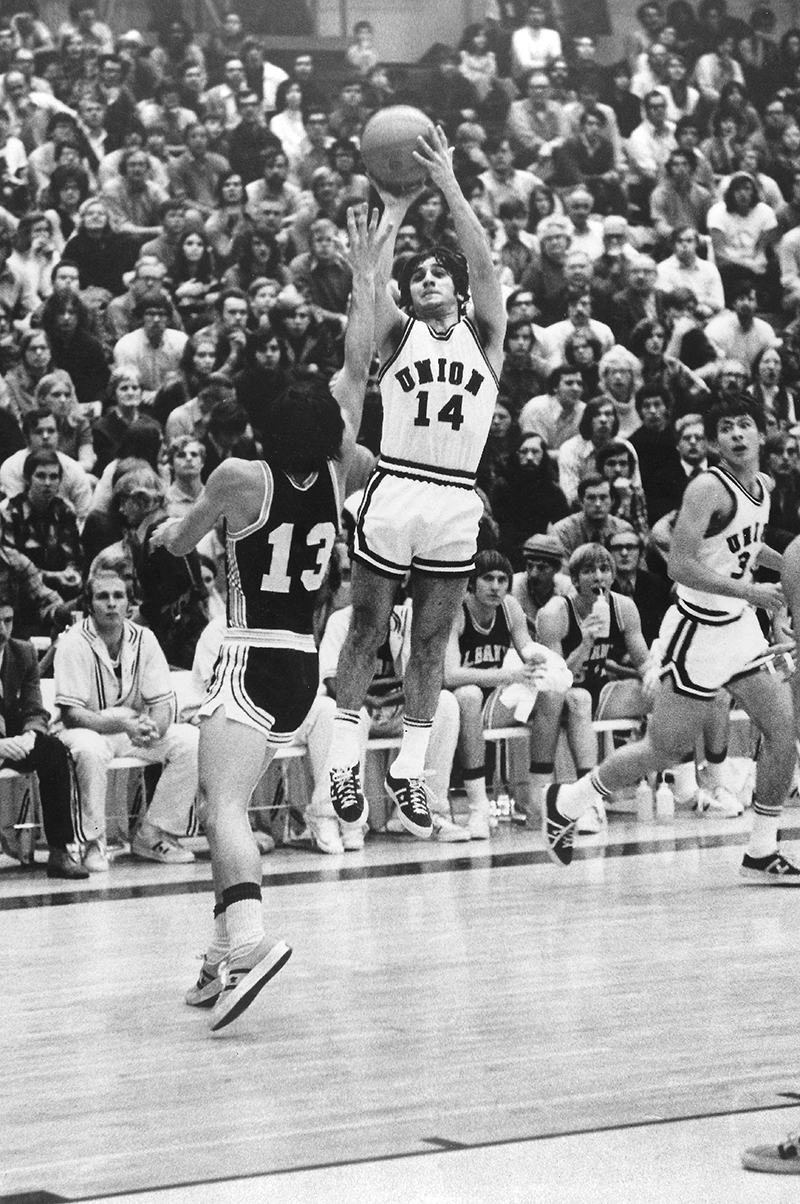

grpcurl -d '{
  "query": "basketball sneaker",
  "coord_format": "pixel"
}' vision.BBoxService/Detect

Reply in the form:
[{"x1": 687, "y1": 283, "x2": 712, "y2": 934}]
[
  {"x1": 431, "y1": 813, "x2": 471, "y2": 843},
  {"x1": 209, "y1": 937, "x2": 292, "y2": 1032},
  {"x1": 185, "y1": 957, "x2": 224, "y2": 1008},
  {"x1": 576, "y1": 800, "x2": 607, "y2": 834},
  {"x1": 305, "y1": 812, "x2": 345, "y2": 855},
  {"x1": 329, "y1": 765, "x2": 368, "y2": 828},
  {"x1": 742, "y1": 1130, "x2": 800, "y2": 1173},
  {"x1": 384, "y1": 771, "x2": 433, "y2": 839},
  {"x1": 543, "y1": 785, "x2": 578, "y2": 867},
  {"x1": 740, "y1": 851, "x2": 800, "y2": 884}
]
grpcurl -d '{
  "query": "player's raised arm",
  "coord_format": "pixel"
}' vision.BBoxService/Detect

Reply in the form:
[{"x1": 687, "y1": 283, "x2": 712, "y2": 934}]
[
  {"x1": 412, "y1": 125, "x2": 506, "y2": 374},
  {"x1": 369, "y1": 183, "x2": 425, "y2": 357},
  {"x1": 148, "y1": 459, "x2": 243, "y2": 556}
]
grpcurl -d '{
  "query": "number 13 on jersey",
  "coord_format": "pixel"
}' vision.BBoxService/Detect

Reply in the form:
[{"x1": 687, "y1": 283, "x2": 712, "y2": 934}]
[{"x1": 260, "y1": 521, "x2": 336, "y2": 593}]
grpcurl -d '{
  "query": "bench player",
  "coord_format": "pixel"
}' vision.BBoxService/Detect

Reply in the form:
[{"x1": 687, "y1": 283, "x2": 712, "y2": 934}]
[
  {"x1": 327, "y1": 124, "x2": 507, "y2": 840},
  {"x1": 542, "y1": 393, "x2": 799, "y2": 883},
  {"x1": 150, "y1": 205, "x2": 387, "y2": 1030}
]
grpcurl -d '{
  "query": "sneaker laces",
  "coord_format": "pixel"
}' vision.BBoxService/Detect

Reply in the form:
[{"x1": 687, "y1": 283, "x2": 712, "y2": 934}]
[
  {"x1": 331, "y1": 767, "x2": 360, "y2": 808},
  {"x1": 404, "y1": 778, "x2": 430, "y2": 818}
]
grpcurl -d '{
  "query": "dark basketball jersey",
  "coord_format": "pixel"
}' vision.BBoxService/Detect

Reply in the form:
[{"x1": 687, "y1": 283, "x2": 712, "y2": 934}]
[
  {"x1": 226, "y1": 460, "x2": 339, "y2": 651},
  {"x1": 562, "y1": 592, "x2": 627, "y2": 704},
  {"x1": 458, "y1": 597, "x2": 512, "y2": 671}
]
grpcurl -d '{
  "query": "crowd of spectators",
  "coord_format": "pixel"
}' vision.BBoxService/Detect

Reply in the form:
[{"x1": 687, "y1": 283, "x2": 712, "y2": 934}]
[{"x1": 1, "y1": 0, "x2": 799, "y2": 871}]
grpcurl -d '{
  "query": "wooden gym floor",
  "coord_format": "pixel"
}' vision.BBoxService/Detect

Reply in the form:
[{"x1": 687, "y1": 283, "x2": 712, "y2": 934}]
[{"x1": 3, "y1": 808, "x2": 800, "y2": 1204}]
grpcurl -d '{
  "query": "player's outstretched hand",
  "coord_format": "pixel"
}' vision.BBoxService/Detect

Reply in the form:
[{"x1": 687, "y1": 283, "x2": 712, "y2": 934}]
[
  {"x1": 748, "y1": 581, "x2": 785, "y2": 614},
  {"x1": 345, "y1": 202, "x2": 393, "y2": 273},
  {"x1": 412, "y1": 124, "x2": 456, "y2": 191}
]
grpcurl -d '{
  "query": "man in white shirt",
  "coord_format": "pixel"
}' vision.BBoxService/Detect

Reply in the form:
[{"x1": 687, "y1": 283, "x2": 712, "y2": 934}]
[
  {"x1": 563, "y1": 188, "x2": 604, "y2": 261},
  {"x1": 478, "y1": 135, "x2": 544, "y2": 216},
  {"x1": 625, "y1": 90, "x2": 676, "y2": 192},
  {"x1": 537, "y1": 293, "x2": 615, "y2": 370},
  {"x1": 511, "y1": 3, "x2": 562, "y2": 80},
  {"x1": 704, "y1": 283, "x2": 781, "y2": 369},
  {"x1": 113, "y1": 293, "x2": 188, "y2": 402},
  {"x1": 694, "y1": 34, "x2": 744, "y2": 105},
  {"x1": 519, "y1": 364, "x2": 586, "y2": 449},
  {"x1": 656, "y1": 225, "x2": 725, "y2": 313}
]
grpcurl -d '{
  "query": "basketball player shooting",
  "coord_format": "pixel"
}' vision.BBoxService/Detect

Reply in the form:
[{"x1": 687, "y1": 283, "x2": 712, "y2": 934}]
[
  {"x1": 327, "y1": 124, "x2": 507, "y2": 840},
  {"x1": 150, "y1": 205, "x2": 389, "y2": 1031}
]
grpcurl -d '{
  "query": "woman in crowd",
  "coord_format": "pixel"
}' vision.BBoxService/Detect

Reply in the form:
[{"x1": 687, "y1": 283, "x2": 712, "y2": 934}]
[
  {"x1": 221, "y1": 222, "x2": 286, "y2": 293},
  {"x1": 269, "y1": 79, "x2": 310, "y2": 182},
  {"x1": 564, "y1": 328, "x2": 603, "y2": 399},
  {"x1": 558, "y1": 396, "x2": 639, "y2": 505},
  {"x1": 43, "y1": 163, "x2": 92, "y2": 240},
  {"x1": 407, "y1": 187, "x2": 458, "y2": 252},
  {"x1": 629, "y1": 317, "x2": 710, "y2": 417},
  {"x1": 92, "y1": 367, "x2": 145, "y2": 475},
  {"x1": 458, "y1": 22, "x2": 499, "y2": 103},
  {"x1": 39, "y1": 291, "x2": 110, "y2": 407},
  {"x1": 749, "y1": 345, "x2": 797, "y2": 427},
  {"x1": 63, "y1": 196, "x2": 137, "y2": 295},
  {"x1": 233, "y1": 325, "x2": 292, "y2": 443},
  {"x1": 328, "y1": 138, "x2": 370, "y2": 205},
  {"x1": 8, "y1": 210, "x2": 62, "y2": 311},
  {"x1": 33, "y1": 370, "x2": 94, "y2": 470},
  {"x1": 700, "y1": 109, "x2": 743, "y2": 177},
  {"x1": 169, "y1": 224, "x2": 220, "y2": 334},
  {"x1": 707, "y1": 169, "x2": 779, "y2": 303}
]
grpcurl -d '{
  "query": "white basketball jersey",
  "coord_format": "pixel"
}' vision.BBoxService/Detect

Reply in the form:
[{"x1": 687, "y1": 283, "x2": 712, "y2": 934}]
[
  {"x1": 376, "y1": 316, "x2": 498, "y2": 486},
  {"x1": 677, "y1": 466, "x2": 770, "y2": 621}
]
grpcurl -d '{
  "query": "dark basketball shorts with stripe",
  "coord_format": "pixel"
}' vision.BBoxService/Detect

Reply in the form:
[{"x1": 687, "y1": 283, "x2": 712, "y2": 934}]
[
  {"x1": 658, "y1": 604, "x2": 769, "y2": 700},
  {"x1": 353, "y1": 471, "x2": 484, "y2": 578},
  {"x1": 198, "y1": 640, "x2": 320, "y2": 744}
]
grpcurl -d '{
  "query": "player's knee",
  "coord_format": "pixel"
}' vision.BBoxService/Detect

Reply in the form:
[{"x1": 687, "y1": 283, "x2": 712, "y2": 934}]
[
  {"x1": 565, "y1": 688, "x2": 593, "y2": 719},
  {"x1": 454, "y1": 684, "x2": 483, "y2": 712}
]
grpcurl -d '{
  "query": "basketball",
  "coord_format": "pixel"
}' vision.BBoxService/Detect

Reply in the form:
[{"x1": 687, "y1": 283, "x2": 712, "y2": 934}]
[{"x1": 360, "y1": 106, "x2": 435, "y2": 192}]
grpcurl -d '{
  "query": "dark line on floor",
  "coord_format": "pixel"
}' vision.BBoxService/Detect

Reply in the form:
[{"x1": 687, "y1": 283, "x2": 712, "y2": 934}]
[
  {"x1": 2, "y1": 825, "x2": 799, "y2": 913},
  {"x1": 33, "y1": 1097, "x2": 800, "y2": 1202}
]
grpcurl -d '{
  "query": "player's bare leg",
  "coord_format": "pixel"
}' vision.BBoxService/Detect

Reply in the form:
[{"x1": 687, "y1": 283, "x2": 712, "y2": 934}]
[
  {"x1": 190, "y1": 709, "x2": 291, "y2": 1030},
  {"x1": 328, "y1": 563, "x2": 401, "y2": 827}
]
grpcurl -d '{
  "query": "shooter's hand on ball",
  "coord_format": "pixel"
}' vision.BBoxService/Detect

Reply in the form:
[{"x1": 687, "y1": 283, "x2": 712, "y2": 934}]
[{"x1": 412, "y1": 124, "x2": 457, "y2": 195}]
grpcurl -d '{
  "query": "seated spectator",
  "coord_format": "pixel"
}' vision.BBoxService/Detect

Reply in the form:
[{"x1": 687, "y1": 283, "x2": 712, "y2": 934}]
[
  {"x1": 694, "y1": 32, "x2": 745, "y2": 106},
  {"x1": 288, "y1": 216, "x2": 352, "y2": 324},
  {"x1": 537, "y1": 541, "x2": 649, "y2": 826},
  {"x1": 54, "y1": 567, "x2": 199, "y2": 873},
  {"x1": 328, "y1": 137, "x2": 370, "y2": 205},
  {"x1": 92, "y1": 366, "x2": 143, "y2": 475},
  {"x1": 519, "y1": 363, "x2": 586, "y2": 449},
  {"x1": 168, "y1": 122, "x2": 230, "y2": 217},
  {"x1": 562, "y1": 187, "x2": 605, "y2": 260},
  {"x1": 164, "y1": 379, "x2": 229, "y2": 446},
  {"x1": 596, "y1": 439, "x2": 650, "y2": 539},
  {"x1": 511, "y1": 4, "x2": 562, "y2": 80},
  {"x1": 63, "y1": 195, "x2": 138, "y2": 296},
  {"x1": 564, "y1": 327, "x2": 603, "y2": 398},
  {"x1": 510, "y1": 533, "x2": 570, "y2": 634},
  {"x1": 608, "y1": 529, "x2": 673, "y2": 645},
  {"x1": 0, "y1": 405, "x2": 91, "y2": 524},
  {"x1": 168, "y1": 223, "x2": 220, "y2": 335},
  {"x1": 8, "y1": 209, "x2": 62, "y2": 312},
  {"x1": 655, "y1": 224, "x2": 725, "y2": 313},
  {"x1": 497, "y1": 315, "x2": 549, "y2": 417},
  {"x1": 221, "y1": 220, "x2": 286, "y2": 293},
  {"x1": 44, "y1": 162, "x2": 91, "y2": 242},
  {"x1": 594, "y1": 344, "x2": 643, "y2": 437},
  {"x1": 707, "y1": 171, "x2": 780, "y2": 306},
  {"x1": 45, "y1": 282, "x2": 105, "y2": 381},
  {"x1": 495, "y1": 197, "x2": 537, "y2": 286},
  {"x1": 550, "y1": 108, "x2": 626, "y2": 216},
  {"x1": 537, "y1": 291, "x2": 615, "y2": 370},
  {"x1": 193, "y1": 286, "x2": 250, "y2": 377},
  {"x1": 624, "y1": 90, "x2": 677, "y2": 220},
  {"x1": 268, "y1": 79, "x2": 310, "y2": 182},
  {"x1": 0, "y1": 447, "x2": 81, "y2": 598},
  {"x1": 31, "y1": 370, "x2": 93, "y2": 470},
  {"x1": 763, "y1": 429, "x2": 800, "y2": 548},
  {"x1": 0, "y1": 594, "x2": 87, "y2": 878},
  {"x1": 720, "y1": 143, "x2": 784, "y2": 212},
  {"x1": 629, "y1": 316, "x2": 711, "y2": 414},
  {"x1": 105, "y1": 255, "x2": 183, "y2": 343},
  {"x1": 269, "y1": 287, "x2": 340, "y2": 377},
  {"x1": 113, "y1": 463, "x2": 209, "y2": 669},
  {"x1": 443, "y1": 548, "x2": 572, "y2": 833},
  {"x1": 519, "y1": 214, "x2": 574, "y2": 319},
  {"x1": 165, "y1": 435, "x2": 205, "y2": 518},
  {"x1": 113, "y1": 292, "x2": 189, "y2": 402},
  {"x1": 628, "y1": 385, "x2": 687, "y2": 524},
  {"x1": 139, "y1": 197, "x2": 192, "y2": 276},
  {"x1": 504, "y1": 68, "x2": 564, "y2": 164},
  {"x1": 226, "y1": 90, "x2": 282, "y2": 185},
  {"x1": 101, "y1": 147, "x2": 168, "y2": 244},
  {"x1": 549, "y1": 472, "x2": 636, "y2": 557},
  {"x1": 704, "y1": 281, "x2": 781, "y2": 368},
  {"x1": 649, "y1": 148, "x2": 712, "y2": 248},
  {"x1": 0, "y1": 522, "x2": 71, "y2": 638},
  {"x1": 233, "y1": 325, "x2": 292, "y2": 441},
  {"x1": 4, "y1": 326, "x2": 53, "y2": 420},
  {"x1": 491, "y1": 431, "x2": 570, "y2": 568},
  {"x1": 244, "y1": 146, "x2": 302, "y2": 223},
  {"x1": 200, "y1": 396, "x2": 258, "y2": 477},
  {"x1": 749, "y1": 344, "x2": 796, "y2": 427}
]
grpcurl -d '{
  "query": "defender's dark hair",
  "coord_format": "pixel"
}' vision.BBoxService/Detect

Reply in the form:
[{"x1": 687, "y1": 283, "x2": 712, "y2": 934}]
[
  {"x1": 397, "y1": 248, "x2": 470, "y2": 317},
  {"x1": 261, "y1": 379, "x2": 345, "y2": 472}
]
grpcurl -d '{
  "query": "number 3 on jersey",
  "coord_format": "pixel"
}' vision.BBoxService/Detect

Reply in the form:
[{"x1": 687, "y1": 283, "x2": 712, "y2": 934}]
[{"x1": 260, "y1": 521, "x2": 336, "y2": 593}]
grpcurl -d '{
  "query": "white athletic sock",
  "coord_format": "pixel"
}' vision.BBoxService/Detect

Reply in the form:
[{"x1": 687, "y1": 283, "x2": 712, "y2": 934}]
[
  {"x1": 390, "y1": 717, "x2": 432, "y2": 780},
  {"x1": 328, "y1": 709, "x2": 362, "y2": 770},
  {"x1": 206, "y1": 907, "x2": 228, "y2": 964},
  {"x1": 670, "y1": 760, "x2": 698, "y2": 804},
  {"x1": 224, "y1": 899, "x2": 264, "y2": 960},
  {"x1": 700, "y1": 758, "x2": 725, "y2": 791},
  {"x1": 464, "y1": 774, "x2": 491, "y2": 811},
  {"x1": 557, "y1": 772, "x2": 605, "y2": 821},
  {"x1": 747, "y1": 811, "x2": 780, "y2": 859}
]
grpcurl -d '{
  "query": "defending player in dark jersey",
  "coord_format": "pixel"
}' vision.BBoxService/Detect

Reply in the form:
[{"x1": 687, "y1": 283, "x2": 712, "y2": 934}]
[{"x1": 150, "y1": 206, "x2": 389, "y2": 1031}]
